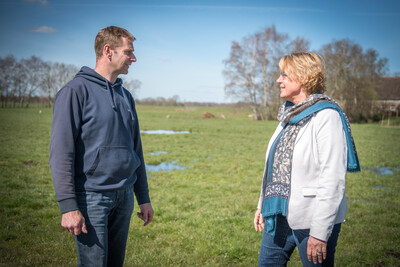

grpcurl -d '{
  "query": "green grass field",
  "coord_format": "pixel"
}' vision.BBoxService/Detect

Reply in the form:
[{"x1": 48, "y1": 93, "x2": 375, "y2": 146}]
[{"x1": 0, "y1": 106, "x2": 399, "y2": 266}]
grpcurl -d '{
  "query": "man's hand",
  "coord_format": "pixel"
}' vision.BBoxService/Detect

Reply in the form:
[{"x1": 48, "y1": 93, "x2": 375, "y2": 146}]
[
  {"x1": 137, "y1": 203, "x2": 154, "y2": 226},
  {"x1": 61, "y1": 210, "x2": 87, "y2": 236}
]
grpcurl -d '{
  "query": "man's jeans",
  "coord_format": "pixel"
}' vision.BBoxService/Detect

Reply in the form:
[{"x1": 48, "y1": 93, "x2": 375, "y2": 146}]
[
  {"x1": 74, "y1": 186, "x2": 134, "y2": 267},
  {"x1": 258, "y1": 214, "x2": 341, "y2": 267}
]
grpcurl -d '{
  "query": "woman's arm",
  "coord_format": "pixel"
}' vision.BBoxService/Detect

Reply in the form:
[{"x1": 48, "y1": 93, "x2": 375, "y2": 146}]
[{"x1": 311, "y1": 109, "x2": 347, "y2": 241}]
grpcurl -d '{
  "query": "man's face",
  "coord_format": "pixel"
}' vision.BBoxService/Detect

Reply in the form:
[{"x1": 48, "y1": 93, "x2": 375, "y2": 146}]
[{"x1": 111, "y1": 37, "x2": 136, "y2": 76}]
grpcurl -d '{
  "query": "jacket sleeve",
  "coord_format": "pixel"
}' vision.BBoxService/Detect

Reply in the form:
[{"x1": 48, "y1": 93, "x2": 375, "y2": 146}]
[
  {"x1": 310, "y1": 109, "x2": 347, "y2": 241},
  {"x1": 130, "y1": 98, "x2": 150, "y2": 205},
  {"x1": 49, "y1": 86, "x2": 82, "y2": 214}
]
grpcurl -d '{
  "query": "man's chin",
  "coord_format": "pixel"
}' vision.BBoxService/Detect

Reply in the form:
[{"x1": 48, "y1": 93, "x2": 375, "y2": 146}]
[{"x1": 116, "y1": 67, "x2": 130, "y2": 76}]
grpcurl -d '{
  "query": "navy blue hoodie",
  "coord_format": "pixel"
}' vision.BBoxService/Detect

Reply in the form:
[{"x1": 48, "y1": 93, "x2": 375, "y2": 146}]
[{"x1": 49, "y1": 66, "x2": 150, "y2": 213}]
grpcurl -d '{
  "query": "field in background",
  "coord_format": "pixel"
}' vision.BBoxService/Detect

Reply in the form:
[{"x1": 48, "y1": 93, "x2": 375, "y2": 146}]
[{"x1": 0, "y1": 105, "x2": 399, "y2": 266}]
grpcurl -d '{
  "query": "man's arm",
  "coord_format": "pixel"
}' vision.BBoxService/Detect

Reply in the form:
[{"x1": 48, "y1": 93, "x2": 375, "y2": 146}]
[
  {"x1": 129, "y1": 98, "x2": 151, "y2": 205},
  {"x1": 49, "y1": 86, "x2": 82, "y2": 214},
  {"x1": 127, "y1": 96, "x2": 153, "y2": 225}
]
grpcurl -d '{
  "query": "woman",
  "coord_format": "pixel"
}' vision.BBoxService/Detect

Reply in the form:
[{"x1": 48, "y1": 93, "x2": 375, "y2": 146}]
[{"x1": 254, "y1": 52, "x2": 360, "y2": 266}]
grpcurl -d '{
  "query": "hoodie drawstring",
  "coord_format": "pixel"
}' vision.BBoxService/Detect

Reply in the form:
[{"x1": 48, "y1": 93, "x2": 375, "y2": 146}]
[
  {"x1": 106, "y1": 82, "x2": 117, "y2": 110},
  {"x1": 74, "y1": 66, "x2": 125, "y2": 111}
]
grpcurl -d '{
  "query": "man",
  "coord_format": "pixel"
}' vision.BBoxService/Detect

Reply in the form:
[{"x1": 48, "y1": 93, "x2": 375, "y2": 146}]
[{"x1": 49, "y1": 26, "x2": 153, "y2": 266}]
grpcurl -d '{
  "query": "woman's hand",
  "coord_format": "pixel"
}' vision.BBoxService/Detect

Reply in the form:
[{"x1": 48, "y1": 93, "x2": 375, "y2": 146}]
[
  {"x1": 307, "y1": 235, "x2": 327, "y2": 264},
  {"x1": 253, "y1": 209, "x2": 265, "y2": 232}
]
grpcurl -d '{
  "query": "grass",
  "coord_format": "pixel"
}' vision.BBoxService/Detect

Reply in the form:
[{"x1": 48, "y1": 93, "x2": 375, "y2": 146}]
[{"x1": 0, "y1": 105, "x2": 399, "y2": 266}]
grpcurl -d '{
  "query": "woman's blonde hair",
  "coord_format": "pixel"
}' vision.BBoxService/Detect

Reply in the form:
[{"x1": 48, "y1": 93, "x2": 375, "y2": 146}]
[{"x1": 278, "y1": 52, "x2": 325, "y2": 94}]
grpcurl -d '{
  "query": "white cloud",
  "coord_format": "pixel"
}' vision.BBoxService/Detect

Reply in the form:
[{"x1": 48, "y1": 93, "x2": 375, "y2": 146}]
[
  {"x1": 30, "y1": 26, "x2": 57, "y2": 33},
  {"x1": 23, "y1": 0, "x2": 48, "y2": 5}
]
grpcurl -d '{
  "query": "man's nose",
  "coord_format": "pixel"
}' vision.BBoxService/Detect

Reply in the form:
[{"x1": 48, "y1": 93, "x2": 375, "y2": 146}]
[{"x1": 130, "y1": 54, "x2": 136, "y2": 62}]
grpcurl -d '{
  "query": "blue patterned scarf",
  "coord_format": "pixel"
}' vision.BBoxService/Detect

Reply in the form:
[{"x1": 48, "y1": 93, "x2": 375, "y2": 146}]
[{"x1": 261, "y1": 94, "x2": 360, "y2": 235}]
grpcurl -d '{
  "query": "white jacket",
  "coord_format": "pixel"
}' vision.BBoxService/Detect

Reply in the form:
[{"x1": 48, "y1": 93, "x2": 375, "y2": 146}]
[{"x1": 257, "y1": 109, "x2": 348, "y2": 241}]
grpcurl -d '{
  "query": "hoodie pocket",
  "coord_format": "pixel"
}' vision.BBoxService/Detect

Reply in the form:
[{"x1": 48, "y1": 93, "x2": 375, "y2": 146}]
[{"x1": 86, "y1": 146, "x2": 141, "y2": 181}]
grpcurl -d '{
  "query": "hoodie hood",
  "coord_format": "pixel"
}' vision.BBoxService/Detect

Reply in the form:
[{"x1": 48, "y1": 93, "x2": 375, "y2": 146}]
[{"x1": 75, "y1": 66, "x2": 123, "y2": 109}]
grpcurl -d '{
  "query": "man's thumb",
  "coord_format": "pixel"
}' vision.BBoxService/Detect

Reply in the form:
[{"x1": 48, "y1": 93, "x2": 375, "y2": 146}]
[{"x1": 81, "y1": 222, "x2": 88, "y2": 234}]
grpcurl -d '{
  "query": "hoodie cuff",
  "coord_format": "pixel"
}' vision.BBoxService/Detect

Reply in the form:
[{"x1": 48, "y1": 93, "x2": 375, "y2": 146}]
[
  {"x1": 135, "y1": 192, "x2": 150, "y2": 205},
  {"x1": 58, "y1": 198, "x2": 79, "y2": 214}
]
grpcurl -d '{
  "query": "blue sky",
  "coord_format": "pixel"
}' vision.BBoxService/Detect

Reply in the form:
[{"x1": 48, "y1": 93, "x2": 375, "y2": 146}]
[{"x1": 0, "y1": 0, "x2": 399, "y2": 102}]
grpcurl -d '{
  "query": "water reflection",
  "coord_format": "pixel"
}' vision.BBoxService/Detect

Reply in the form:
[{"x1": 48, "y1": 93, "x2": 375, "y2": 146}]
[
  {"x1": 373, "y1": 185, "x2": 390, "y2": 189},
  {"x1": 370, "y1": 167, "x2": 394, "y2": 175},
  {"x1": 149, "y1": 151, "x2": 167, "y2": 156},
  {"x1": 146, "y1": 161, "x2": 186, "y2": 172},
  {"x1": 141, "y1": 130, "x2": 191, "y2": 135}
]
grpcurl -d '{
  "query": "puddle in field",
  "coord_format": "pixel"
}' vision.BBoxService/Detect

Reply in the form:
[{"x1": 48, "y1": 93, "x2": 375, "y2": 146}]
[
  {"x1": 146, "y1": 161, "x2": 186, "y2": 172},
  {"x1": 146, "y1": 151, "x2": 186, "y2": 172},
  {"x1": 141, "y1": 130, "x2": 191, "y2": 135},
  {"x1": 149, "y1": 151, "x2": 167, "y2": 156},
  {"x1": 373, "y1": 185, "x2": 391, "y2": 189},
  {"x1": 369, "y1": 167, "x2": 396, "y2": 175},
  {"x1": 146, "y1": 149, "x2": 211, "y2": 172},
  {"x1": 367, "y1": 166, "x2": 398, "y2": 189}
]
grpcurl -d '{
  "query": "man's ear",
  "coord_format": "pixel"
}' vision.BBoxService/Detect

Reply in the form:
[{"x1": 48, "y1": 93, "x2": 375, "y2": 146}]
[{"x1": 104, "y1": 44, "x2": 112, "y2": 61}]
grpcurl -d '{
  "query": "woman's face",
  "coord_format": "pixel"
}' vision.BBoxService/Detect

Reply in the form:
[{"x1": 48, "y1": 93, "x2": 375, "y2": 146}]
[{"x1": 276, "y1": 71, "x2": 307, "y2": 104}]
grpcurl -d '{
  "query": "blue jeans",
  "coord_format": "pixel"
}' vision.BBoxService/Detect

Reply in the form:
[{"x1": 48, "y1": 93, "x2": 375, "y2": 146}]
[
  {"x1": 75, "y1": 186, "x2": 134, "y2": 267},
  {"x1": 258, "y1": 214, "x2": 341, "y2": 267}
]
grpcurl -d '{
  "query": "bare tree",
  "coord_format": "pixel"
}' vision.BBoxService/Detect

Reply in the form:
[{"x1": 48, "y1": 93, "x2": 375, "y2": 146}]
[
  {"x1": 255, "y1": 26, "x2": 299, "y2": 119},
  {"x1": 20, "y1": 56, "x2": 44, "y2": 107},
  {"x1": 223, "y1": 26, "x2": 310, "y2": 120},
  {"x1": 0, "y1": 55, "x2": 83, "y2": 107},
  {"x1": 40, "y1": 61, "x2": 57, "y2": 107},
  {"x1": 320, "y1": 39, "x2": 388, "y2": 122},
  {"x1": 223, "y1": 34, "x2": 266, "y2": 119},
  {"x1": 39, "y1": 61, "x2": 78, "y2": 107},
  {"x1": 54, "y1": 62, "x2": 79, "y2": 93},
  {"x1": 122, "y1": 78, "x2": 142, "y2": 98},
  {"x1": 0, "y1": 55, "x2": 17, "y2": 107},
  {"x1": 289, "y1": 36, "x2": 311, "y2": 53},
  {"x1": 12, "y1": 62, "x2": 29, "y2": 107}
]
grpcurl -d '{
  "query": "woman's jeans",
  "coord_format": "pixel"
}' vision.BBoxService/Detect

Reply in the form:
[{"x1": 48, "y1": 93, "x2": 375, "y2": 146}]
[
  {"x1": 74, "y1": 186, "x2": 134, "y2": 267},
  {"x1": 258, "y1": 214, "x2": 341, "y2": 267}
]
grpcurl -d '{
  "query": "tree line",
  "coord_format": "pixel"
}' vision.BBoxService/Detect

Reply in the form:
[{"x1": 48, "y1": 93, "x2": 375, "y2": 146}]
[
  {"x1": 223, "y1": 25, "x2": 389, "y2": 122},
  {"x1": 0, "y1": 55, "x2": 141, "y2": 108},
  {"x1": 0, "y1": 55, "x2": 78, "y2": 108}
]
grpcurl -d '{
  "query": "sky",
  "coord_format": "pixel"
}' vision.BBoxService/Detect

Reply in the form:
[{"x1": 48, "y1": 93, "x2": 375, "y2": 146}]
[{"x1": 0, "y1": 0, "x2": 399, "y2": 103}]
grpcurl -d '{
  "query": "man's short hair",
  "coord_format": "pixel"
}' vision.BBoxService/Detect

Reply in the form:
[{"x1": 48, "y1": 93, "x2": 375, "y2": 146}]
[{"x1": 94, "y1": 26, "x2": 135, "y2": 60}]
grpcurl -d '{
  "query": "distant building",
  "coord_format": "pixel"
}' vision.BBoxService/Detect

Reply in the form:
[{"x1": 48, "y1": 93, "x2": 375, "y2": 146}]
[{"x1": 376, "y1": 77, "x2": 400, "y2": 117}]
